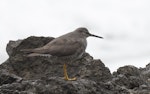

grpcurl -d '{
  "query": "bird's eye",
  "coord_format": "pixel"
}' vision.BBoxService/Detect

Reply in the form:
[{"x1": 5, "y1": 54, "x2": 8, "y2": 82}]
[
  {"x1": 85, "y1": 31, "x2": 89, "y2": 35},
  {"x1": 79, "y1": 30, "x2": 84, "y2": 33}
]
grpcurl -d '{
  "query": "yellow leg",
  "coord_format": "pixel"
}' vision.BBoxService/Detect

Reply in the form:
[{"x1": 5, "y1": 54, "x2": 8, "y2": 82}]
[{"x1": 63, "y1": 63, "x2": 77, "y2": 81}]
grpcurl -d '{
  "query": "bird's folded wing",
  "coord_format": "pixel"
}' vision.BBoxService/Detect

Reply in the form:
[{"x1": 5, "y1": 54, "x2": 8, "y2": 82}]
[{"x1": 27, "y1": 39, "x2": 82, "y2": 57}]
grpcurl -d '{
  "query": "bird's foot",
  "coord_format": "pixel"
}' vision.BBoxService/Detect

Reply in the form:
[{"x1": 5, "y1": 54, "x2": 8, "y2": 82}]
[
  {"x1": 63, "y1": 63, "x2": 77, "y2": 81},
  {"x1": 64, "y1": 77, "x2": 77, "y2": 81}
]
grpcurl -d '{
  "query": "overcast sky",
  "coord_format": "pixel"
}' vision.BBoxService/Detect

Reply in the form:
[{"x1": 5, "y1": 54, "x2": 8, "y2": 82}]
[{"x1": 0, "y1": 0, "x2": 150, "y2": 72}]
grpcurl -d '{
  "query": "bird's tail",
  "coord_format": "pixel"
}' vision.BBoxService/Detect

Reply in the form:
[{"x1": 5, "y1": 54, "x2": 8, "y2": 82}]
[
  {"x1": 27, "y1": 53, "x2": 42, "y2": 57},
  {"x1": 20, "y1": 49, "x2": 51, "y2": 57}
]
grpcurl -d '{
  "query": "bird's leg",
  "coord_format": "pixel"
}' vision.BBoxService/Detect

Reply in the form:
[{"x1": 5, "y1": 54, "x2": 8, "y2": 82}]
[{"x1": 63, "y1": 63, "x2": 77, "y2": 81}]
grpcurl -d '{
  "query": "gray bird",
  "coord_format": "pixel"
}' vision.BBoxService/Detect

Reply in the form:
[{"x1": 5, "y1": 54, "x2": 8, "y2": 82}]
[{"x1": 21, "y1": 27, "x2": 103, "y2": 81}]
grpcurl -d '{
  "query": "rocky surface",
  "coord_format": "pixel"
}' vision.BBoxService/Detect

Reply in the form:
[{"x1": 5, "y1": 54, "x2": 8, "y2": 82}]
[{"x1": 0, "y1": 36, "x2": 150, "y2": 94}]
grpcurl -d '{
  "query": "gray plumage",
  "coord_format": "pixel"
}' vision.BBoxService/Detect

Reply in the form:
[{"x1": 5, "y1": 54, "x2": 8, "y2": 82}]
[{"x1": 22, "y1": 27, "x2": 103, "y2": 59}]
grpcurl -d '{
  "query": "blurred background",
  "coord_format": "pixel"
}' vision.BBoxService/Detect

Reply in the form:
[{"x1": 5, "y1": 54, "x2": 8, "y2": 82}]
[{"x1": 0, "y1": 0, "x2": 150, "y2": 72}]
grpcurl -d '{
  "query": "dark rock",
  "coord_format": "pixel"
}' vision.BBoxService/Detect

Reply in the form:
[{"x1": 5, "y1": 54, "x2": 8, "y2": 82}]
[
  {"x1": 0, "y1": 77, "x2": 124, "y2": 94},
  {"x1": 10, "y1": 36, "x2": 55, "y2": 56},
  {"x1": 140, "y1": 63, "x2": 150, "y2": 83},
  {"x1": 0, "y1": 36, "x2": 115, "y2": 94},
  {"x1": 6, "y1": 40, "x2": 22, "y2": 56},
  {"x1": 112, "y1": 65, "x2": 145, "y2": 89},
  {"x1": 0, "y1": 36, "x2": 150, "y2": 94},
  {"x1": 116, "y1": 65, "x2": 140, "y2": 77},
  {"x1": 112, "y1": 65, "x2": 150, "y2": 94},
  {"x1": 0, "y1": 69, "x2": 22, "y2": 86}
]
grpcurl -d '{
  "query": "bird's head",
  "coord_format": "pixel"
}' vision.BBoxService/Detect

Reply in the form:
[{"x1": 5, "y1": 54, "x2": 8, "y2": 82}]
[{"x1": 75, "y1": 27, "x2": 103, "y2": 39}]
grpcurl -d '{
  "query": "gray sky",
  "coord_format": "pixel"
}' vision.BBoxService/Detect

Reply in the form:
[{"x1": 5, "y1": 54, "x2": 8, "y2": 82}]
[{"x1": 0, "y1": 0, "x2": 150, "y2": 72}]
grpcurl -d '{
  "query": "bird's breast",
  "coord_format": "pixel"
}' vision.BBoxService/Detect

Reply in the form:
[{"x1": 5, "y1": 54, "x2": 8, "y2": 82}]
[{"x1": 75, "y1": 38, "x2": 87, "y2": 57}]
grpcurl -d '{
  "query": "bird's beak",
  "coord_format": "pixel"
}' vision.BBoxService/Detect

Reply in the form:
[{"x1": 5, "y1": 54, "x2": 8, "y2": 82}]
[{"x1": 89, "y1": 33, "x2": 103, "y2": 39}]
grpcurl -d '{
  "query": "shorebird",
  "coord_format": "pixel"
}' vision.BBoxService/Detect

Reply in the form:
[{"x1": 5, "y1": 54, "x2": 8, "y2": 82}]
[{"x1": 21, "y1": 27, "x2": 103, "y2": 81}]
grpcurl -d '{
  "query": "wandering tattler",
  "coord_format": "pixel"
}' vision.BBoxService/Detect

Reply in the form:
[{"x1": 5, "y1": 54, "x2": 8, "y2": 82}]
[{"x1": 21, "y1": 27, "x2": 103, "y2": 81}]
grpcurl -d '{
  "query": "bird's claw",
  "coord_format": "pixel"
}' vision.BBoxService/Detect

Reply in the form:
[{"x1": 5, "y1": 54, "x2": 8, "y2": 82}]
[{"x1": 64, "y1": 77, "x2": 77, "y2": 81}]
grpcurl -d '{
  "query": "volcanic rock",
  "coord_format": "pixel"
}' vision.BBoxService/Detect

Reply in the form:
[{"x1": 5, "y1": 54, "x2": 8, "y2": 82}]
[{"x1": 0, "y1": 36, "x2": 150, "y2": 94}]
